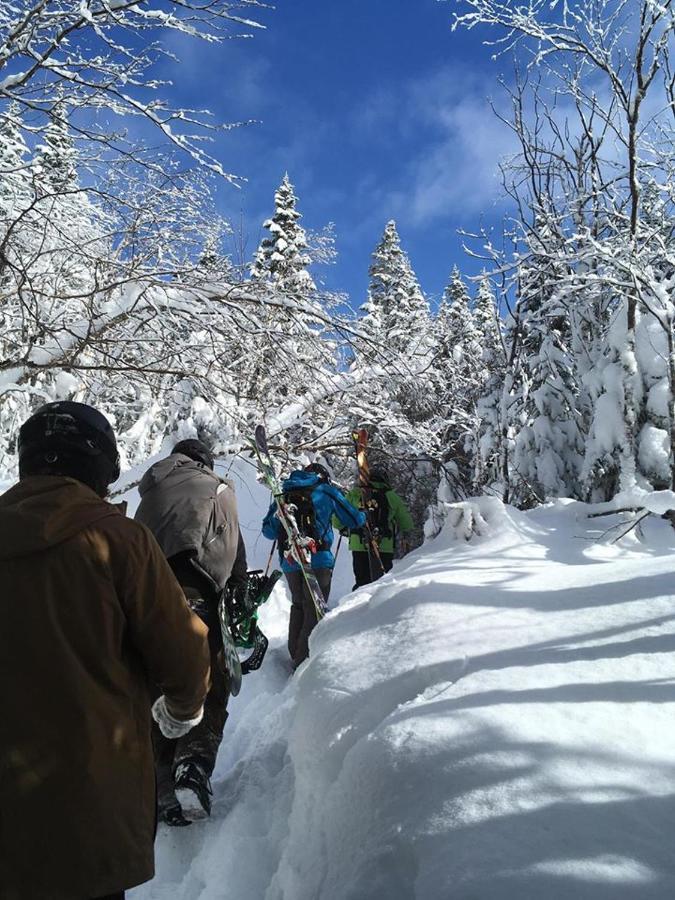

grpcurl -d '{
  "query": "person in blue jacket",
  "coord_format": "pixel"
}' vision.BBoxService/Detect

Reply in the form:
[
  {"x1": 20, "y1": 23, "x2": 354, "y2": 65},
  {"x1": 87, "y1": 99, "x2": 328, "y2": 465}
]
[{"x1": 262, "y1": 462, "x2": 365, "y2": 669}]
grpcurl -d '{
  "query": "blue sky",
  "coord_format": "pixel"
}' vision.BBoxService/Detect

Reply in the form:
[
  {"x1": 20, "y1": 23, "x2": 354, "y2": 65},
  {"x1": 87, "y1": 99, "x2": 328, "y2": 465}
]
[{"x1": 166, "y1": 0, "x2": 513, "y2": 308}]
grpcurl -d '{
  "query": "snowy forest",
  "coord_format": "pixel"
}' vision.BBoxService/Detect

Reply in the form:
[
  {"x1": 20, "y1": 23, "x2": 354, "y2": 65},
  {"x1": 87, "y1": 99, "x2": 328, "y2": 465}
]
[
  {"x1": 2, "y1": 0, "x2": 673, "y2": 537},
  {"x1": 4, "y1": 3, "x2": 675, "y2": 899}
]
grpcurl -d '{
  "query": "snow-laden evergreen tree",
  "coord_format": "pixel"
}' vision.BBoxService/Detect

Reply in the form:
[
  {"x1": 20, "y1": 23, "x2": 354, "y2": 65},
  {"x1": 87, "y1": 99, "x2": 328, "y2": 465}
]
[
  {"x1": 473, "y1": 275, "x2": 503, "y2": 384},
  {"x1": 341, "y1": 221, "x2": 436, "y2": 546},
  {"x1": 251, "y1": 173, "x2": 315, "y2": 294},
  {"x1": 442, "y1": 266, "x2": 480, "y2": 373},
  {"x1": 429, "y1": 266, "x2": 481, "y2": 486},
  {"x1": 0, "y1": 104, "x2": 37, "y2": 469},
  {"x1": 0, "y1": 102, "x2": 108, "y2": 469},
  {"x1": 33, "y1": 103, "x2": 77, "y2": 194},
  {"x1": 361, "y1": 220, "x2": 431, "y2": 357},
  {"x1": 0, "y1": 101, "x2": 31, "y2": 220},
  {"x1": 472, "y1": 275, "x2": 506, "y2": 492},
  {"x1": 0, "y1": 101, "x2": 33, "y2": 323},
  {"x1": 511, "y1": 218, "x2": 584, "y2": 501},
  {"x1": 243, "y1": 174, "x2": 337, "y2": 430},
  {"x1": 453, "y1": 0, "x2": 675, "y2": 506},
  {"x1": 633, "y1": 181, "x2": 675, "y2": 490},
  {"x1": 580, "y1": 291, "x2": 637, "y2": 498}
]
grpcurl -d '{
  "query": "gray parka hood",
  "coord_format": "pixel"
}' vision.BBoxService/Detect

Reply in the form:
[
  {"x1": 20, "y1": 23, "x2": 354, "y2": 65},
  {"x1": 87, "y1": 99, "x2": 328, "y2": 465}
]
[{"x1": 138, "y1": 453, "x2": 225, "y2": 496}]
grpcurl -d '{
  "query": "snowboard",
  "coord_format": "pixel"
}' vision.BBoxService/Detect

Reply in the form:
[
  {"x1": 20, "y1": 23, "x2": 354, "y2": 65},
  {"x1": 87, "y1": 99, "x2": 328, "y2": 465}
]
[
  {"x1": 217, "y1": 596, "x2": 243, "y2": 696},
  {"x1": 228, "y1": 568, "x2": 282, "y2": 674}
]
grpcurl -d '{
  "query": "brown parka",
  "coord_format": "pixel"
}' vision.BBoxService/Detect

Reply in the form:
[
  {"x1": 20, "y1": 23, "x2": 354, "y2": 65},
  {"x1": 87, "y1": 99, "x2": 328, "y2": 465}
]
[{"x1": 0, "y1": 476, "x2": 211, "y2": 900}]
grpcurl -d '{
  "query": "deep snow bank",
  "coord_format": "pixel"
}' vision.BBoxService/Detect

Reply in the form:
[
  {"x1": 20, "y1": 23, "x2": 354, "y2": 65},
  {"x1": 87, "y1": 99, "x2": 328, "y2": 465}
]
[{"x1": 129, "y1": 491, "x2": 675, "y2": 900}]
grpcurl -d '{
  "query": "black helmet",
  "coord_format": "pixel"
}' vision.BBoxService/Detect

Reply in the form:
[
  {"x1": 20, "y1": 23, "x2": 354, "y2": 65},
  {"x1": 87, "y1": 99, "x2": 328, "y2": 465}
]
[
  {"x1": 304, "y1": 462, "x2": 331, "y2": 483},
  {"x1": 172, "y1": 438, "x2": 214, "y2": 470},
  {"x1": 18, "y1": 401, "x2": 120, "y2": 485}
]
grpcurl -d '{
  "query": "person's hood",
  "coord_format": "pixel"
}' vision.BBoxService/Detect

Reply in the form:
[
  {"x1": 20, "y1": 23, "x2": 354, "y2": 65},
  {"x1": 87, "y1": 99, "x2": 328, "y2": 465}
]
[
  {"x1": 0, "y1": 475, "x2": 121, "y2": 560},
  {"x1": 282, "y1": 470, "x2": 321, "y2": 492},
  {"x1": 138, "y1": 453, "x2": 220, "y2": 497}
]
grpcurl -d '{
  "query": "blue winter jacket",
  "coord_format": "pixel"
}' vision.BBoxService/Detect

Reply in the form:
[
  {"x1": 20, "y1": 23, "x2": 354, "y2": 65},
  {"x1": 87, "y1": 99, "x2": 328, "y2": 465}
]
[{"x1": 262, "y1": 471, "x2": 366, "y2": 573}]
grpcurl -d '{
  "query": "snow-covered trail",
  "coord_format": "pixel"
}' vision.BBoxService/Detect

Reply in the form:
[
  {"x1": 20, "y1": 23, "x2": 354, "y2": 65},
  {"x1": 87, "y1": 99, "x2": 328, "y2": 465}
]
[
  {"x1": 131, "y1": 488, "x2": 675, "y2": 900},
  {"x1": 127, "y1": 454, "x2": 360, "y2": 899}
]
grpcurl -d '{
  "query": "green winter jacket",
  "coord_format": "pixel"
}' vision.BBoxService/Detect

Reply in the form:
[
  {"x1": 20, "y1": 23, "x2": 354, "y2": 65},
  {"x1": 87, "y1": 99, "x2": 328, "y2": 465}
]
[{"x1": 341, "y1": 482, "x2": 414, "y2": 554}]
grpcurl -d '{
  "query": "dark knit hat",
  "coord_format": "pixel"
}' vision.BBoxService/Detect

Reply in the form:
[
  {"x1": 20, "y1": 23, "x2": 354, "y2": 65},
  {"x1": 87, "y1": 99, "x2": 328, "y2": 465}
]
[{"x1": 172, "y1": 438, "x2": 214, "y2": 470}]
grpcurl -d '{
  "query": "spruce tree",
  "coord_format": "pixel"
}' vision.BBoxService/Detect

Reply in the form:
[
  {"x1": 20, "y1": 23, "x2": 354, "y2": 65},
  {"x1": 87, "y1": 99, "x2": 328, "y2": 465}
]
[
  {"x1": 430, "y1": 266, "x2": 479, "y2": 481},
  {"x1": 0, "y1": 102, "x2": 32, "y2": 300},
  {"x1": 472, "y1": 275, "x2": 506, "y2": 492},
  {"x1": 362, "y1": 220, "x2": 430, "y2": 356},
  {"x1": 251, "y1": 173, "x2": 315, "y2": 295},
  {"x1": 440, "y1": 265, "x2": 480, "y2": 384},
  {"x1": 34, "y1": 105, "x2": 77, "y2": 195},
  {"x1": 511, "y1": 218, "x2": 584, "y2": 502},
  {"x1": 245, "y1": 174, "x2": 335, "y2": 423}
]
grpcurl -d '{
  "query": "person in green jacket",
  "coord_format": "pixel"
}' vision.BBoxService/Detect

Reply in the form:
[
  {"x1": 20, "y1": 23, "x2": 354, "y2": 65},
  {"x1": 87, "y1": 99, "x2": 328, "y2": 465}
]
[{"x1": 344, "y1": 466, "x2": 414, "y2": 589}]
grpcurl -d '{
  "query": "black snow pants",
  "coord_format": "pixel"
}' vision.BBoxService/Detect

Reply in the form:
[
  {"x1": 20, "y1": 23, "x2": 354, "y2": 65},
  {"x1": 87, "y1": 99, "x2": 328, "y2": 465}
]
[
  {"x1": 285, "y1": 568, "x2": 332, "y2": 669},
  {"x1": 351, "y1": 550, "x2": 393, "y2": 589},
  {"x1": 153, "y1": 581, "x2": 230, "y2": 814}
]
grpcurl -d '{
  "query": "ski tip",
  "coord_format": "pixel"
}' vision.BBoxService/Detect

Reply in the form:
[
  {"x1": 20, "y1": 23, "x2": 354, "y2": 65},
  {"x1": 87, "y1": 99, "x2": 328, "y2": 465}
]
[{"x1": 254, "y1": 424, "x2": 270, "y2": 454}]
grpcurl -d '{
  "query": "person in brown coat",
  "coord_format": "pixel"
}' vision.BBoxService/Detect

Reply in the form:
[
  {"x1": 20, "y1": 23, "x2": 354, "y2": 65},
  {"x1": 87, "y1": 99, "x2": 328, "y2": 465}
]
[
  {"x1": 135, "y1": 439, "x2": 248, "y2": 826},
  {"x1": 0, "y1": 402, "x2": 211, "y2": 900}
]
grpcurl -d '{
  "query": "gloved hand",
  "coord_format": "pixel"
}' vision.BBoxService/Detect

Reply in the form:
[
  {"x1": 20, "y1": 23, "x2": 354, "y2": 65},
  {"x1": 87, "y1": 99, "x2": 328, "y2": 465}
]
[
  {"x1": 339, "y1": 527, "x2": 350, "y2": 537},
  {"x1": 152, "y1": 695, "x2": 204, "y2": 740}
]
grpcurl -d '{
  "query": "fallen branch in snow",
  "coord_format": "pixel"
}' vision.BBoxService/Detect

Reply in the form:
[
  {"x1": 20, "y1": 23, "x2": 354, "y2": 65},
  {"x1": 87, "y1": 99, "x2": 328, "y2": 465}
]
[
  {"x1": 589, "y1": 506, "x2": 673, "y2": 544},
  {"x1": 586, "y1": 507, "x2": 642, "y2": 519},
  {"x1": 610, "y1": 510, "x2": 651, "y2": 544},
  {"x1": 585, "y1": 491, "x2": 675, "y2": 540}
]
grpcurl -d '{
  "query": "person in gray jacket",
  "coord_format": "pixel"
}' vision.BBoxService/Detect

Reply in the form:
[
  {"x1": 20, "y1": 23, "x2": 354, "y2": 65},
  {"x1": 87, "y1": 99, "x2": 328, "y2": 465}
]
[{"x1": 135, "y1": 439, "x2": 247, "y2": 826}]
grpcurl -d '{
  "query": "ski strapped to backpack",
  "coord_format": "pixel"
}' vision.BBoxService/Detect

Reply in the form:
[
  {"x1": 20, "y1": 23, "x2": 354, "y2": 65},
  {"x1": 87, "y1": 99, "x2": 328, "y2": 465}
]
[
  {"x1": 252, "y1": 425, "x2": 329, "y2": 619},
  {"x1": 277, "y1": 488, "x2": 331, "y2": 555},
  {"x1": 351, "y1": 428, "x2": 386, "y2": 579}
]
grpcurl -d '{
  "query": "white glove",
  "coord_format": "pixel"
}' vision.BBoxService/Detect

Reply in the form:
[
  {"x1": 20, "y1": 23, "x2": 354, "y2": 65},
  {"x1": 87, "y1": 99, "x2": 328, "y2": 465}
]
[{"x1": 152, "y1": 695, "x2": 204, "y2": 740}]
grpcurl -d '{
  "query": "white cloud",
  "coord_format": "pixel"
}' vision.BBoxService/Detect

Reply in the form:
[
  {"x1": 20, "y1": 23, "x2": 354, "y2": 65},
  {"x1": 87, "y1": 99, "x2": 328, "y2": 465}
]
[
  {"x1": 407, "y1": 93, "x2": 516, "y2": 223},
  {"x1": 350, "y1": 64, "x2": 519, "y2": 228}
]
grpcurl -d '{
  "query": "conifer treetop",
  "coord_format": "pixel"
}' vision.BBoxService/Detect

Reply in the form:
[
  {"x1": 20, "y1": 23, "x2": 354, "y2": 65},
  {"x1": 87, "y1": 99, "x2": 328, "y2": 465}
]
[
  {"x1": 251, "y1": 172, "x2": 316, "y2": 293},
  {"x1": 364, "y1": 219, "x2": 429, "y2": 348}
]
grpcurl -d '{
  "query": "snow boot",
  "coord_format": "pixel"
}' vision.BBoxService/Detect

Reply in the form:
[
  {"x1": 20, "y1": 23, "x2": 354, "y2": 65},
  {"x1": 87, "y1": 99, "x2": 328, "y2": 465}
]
[
  {"x1": 159, "y1": 802, "x2": 192, "y2": 827},
  {"x1": 174, "y1": 760, "x2": 212, "y2": 821}
]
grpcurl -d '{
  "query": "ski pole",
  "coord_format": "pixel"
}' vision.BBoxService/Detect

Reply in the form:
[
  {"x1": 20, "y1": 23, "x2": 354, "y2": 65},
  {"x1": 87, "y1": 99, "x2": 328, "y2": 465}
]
[
  {"x1": 264, "y1": 541, "x2": 276, "y2": 576},
  {"x1": 334, "y1": 532, "x2": 343, "y2": 564}
]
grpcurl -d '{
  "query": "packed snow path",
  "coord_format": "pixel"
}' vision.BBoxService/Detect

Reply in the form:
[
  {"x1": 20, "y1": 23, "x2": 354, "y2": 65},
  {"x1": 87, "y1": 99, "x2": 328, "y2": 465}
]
[{"x1": 130, "y1": 483, "x2": 675, "y2": 900}]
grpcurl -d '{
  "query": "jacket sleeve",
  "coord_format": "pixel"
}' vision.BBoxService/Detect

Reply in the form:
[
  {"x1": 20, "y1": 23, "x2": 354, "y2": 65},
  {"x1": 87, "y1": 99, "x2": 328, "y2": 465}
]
[
  {"x1": 389, "y1": 490, "x2": 414, "y2": 533},
  {"x1": 262, "y1": 501, "x2": 281, "y2": 540},
  {"x1": 119, "y1": 522, "x2": 210, "y2": 720},
  {"x1": 327, "y1": 485, "x2": 367, "y2": 530},
  {"x1": 346, "y1": 487, "x2": 362, "y2": 508}
]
